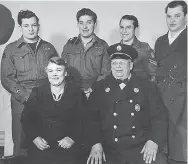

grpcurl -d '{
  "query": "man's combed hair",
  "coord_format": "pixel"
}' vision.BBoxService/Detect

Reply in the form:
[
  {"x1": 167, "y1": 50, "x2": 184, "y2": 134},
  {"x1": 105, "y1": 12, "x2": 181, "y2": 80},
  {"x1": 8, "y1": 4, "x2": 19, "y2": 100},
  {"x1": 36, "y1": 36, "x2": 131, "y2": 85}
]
[
  {"x1": 17, "y1": 10, "x2": 39, "y2": 26},
  {"x1": 76, "y1": 8, "x2": 97, "y2": 23},
  {"x1": 165, "y1": 0, "x2": 187, "y2": 15},
  {"x1": 119, "y1": 15, "x2": 139, "y2": 29}
]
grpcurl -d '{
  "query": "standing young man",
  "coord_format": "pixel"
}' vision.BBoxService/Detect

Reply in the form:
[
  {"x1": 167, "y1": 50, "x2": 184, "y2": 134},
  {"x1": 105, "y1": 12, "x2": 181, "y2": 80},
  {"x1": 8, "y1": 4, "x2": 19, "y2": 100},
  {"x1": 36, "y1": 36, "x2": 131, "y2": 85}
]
[
  {"x1": 61, "y1": 8, "x2": 110, "y2": 98},
  {"x1": 1, "y1": 10, "x2": 58, "y2": 163},
  {"x1": 119, "y1": 15, "x2": 157, "y2": 81},
  {"x1": 155, "y1": 1, "x2": 187, "y2": 164}
]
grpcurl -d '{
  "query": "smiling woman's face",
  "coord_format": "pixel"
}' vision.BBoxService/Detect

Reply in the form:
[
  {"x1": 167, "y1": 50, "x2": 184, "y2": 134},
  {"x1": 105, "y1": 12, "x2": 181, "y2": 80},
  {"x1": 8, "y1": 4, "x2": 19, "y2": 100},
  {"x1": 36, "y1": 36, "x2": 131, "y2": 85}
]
[{"x1": 46, "y1": 62, "x2": 67, "y2": 86}]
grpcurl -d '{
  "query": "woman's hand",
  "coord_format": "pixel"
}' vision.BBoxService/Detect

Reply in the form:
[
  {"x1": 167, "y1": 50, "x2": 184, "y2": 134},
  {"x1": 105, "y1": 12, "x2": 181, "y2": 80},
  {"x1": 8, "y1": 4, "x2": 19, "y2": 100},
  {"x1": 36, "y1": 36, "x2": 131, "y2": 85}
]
[
  {"x1": 33, "y1": 137, "x2": 50, "y2": 150},
  {"x1": 58, "y1": 136, "x2": 74, "y2": 149}
]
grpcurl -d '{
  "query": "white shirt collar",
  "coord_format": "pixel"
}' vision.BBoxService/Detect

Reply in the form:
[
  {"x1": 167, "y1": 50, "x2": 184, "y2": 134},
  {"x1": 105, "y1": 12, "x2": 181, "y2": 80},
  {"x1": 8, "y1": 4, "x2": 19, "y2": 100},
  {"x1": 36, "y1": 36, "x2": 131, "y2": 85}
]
[
  {"x1": 118, "y1": 73, "x2": 132, "y2": 90},
  {"x1": 168, "y1": 26, "x2": 186, "y2": 45}
]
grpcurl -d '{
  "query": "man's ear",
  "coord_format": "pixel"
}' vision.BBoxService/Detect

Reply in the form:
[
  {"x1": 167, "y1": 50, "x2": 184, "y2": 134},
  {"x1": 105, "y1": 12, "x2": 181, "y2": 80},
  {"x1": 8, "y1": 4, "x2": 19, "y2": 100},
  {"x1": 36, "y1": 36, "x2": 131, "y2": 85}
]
[
  {"x1": 130, "y1": 62, "x2": 134, "y2": 70},
  {"x1": 38, "y1": 23, "x2": 40, "y2": 31},
  {"x1": 77, "y1": 22, "x2": 79, "y2": 28},
  {"x1": 184, "y1": 14, "x2": 187, "y2": 24},
  {"x1": 65, "y1": 71, "x2": 68, "y2": 77},
  {"x1": 94, "y1": 21, "x2": 97, "y2": 29}
]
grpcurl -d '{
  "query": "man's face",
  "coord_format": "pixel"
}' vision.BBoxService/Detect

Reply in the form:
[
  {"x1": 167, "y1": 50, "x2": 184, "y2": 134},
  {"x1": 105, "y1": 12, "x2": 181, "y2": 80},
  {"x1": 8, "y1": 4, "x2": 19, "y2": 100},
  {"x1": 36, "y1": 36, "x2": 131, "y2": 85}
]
[
  {"x1": 77, "y1": 15, "x2": 96, "y2": 38},
  {"x1": 119, "y1": 19, "x2": 135, "y2": 43},
  {"x1": 111, "y1": 58, "x2": 133, "y2": 80},
  {"x1": 166, "y1": 5, "x2": 187, "y2": 33},
  {"x1": 21, "y1": 16, "x2": 39, "y2": 41}
]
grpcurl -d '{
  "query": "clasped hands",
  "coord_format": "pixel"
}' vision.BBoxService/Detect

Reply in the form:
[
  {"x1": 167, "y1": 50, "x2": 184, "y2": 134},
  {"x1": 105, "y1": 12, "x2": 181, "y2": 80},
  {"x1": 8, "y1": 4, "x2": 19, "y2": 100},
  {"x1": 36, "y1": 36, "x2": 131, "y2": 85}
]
[{"x1": 33, "y1": 136, "x2": 74, "y2": 150}]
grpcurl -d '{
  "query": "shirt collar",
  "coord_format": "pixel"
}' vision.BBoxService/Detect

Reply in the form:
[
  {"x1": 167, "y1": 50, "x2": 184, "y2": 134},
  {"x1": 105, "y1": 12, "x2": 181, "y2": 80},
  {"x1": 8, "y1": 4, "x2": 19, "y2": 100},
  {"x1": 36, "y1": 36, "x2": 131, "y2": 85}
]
[
  {"x1": 120, "y1": 36, "x2": 138, "y2": 47},
  {"x1": 16, "y1": 36, "x2": 41, "y2": 48},
  {"x1": 168, "y1": 26, "x2": 186, "y2": 44},
  {"x1": 76, "y1": 33, "x2": 98, "y2": 45},
  {"x1": 46, "y1": 81, "x2": 68, "y2": 96}
]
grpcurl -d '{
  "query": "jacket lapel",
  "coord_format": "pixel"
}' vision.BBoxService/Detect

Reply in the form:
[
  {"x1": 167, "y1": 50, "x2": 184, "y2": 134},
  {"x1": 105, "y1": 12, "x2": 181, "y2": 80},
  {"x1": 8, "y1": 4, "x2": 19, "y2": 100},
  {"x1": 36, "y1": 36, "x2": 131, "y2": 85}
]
[{"x1": 161, "y1": 28, "x2": 187, "y2": 60}]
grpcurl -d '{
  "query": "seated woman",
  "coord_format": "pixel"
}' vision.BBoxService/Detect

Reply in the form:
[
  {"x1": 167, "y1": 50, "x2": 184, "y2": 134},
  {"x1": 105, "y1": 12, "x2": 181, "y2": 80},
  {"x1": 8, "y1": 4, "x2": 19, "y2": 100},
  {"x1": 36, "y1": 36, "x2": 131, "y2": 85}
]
[{"x1": 21, "y1": 56, "x2": 85, "y2": 164}]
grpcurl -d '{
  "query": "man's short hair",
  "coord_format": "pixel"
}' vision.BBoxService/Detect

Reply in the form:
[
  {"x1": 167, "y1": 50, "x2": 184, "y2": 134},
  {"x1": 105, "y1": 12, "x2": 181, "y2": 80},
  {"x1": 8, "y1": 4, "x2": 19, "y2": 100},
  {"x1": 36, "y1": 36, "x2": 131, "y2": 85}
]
[
  {"x1": 17, "y1": 10, "x2": 39, "y2": 26},
  {"x1": 165, "y1": 0, "x2": 187, "y2": 16},
  {"x1": 76, "y1": 8, "x2": 97, "y2": 23},
  {"x1": 119, "y1": 15, "x2": 139, "y2": 29}
]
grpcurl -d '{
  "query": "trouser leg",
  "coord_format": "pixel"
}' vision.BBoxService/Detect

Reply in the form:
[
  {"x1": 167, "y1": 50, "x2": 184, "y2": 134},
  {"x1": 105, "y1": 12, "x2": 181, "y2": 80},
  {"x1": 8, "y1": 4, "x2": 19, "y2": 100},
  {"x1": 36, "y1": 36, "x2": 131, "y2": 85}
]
[{"x1": 11, "y1": 96, "x2": 26, "y2": 157}]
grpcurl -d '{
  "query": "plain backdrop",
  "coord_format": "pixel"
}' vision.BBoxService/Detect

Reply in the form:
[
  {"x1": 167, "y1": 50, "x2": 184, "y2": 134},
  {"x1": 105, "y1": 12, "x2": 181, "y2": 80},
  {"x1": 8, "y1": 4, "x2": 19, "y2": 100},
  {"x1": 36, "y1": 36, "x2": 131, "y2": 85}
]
[{"x1": 0, "y1": 0, "x2": 170, "y2": 156}]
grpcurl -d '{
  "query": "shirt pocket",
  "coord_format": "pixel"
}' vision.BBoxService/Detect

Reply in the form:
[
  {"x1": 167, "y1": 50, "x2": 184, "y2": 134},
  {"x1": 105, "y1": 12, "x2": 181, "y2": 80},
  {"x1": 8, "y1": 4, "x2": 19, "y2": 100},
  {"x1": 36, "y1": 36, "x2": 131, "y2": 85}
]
[
  {"x1": 94, "y1": 46, "x2": 103, "y2": 57},
  {"x1": 66, "y1": 51, "x2": 81, "y2": 67},
  {"x1": 13, "y1": 51, "x2": 32, "y2": 73},
  {"x1": 90, "y1": 47, "x2": 104, "y2": 69}
]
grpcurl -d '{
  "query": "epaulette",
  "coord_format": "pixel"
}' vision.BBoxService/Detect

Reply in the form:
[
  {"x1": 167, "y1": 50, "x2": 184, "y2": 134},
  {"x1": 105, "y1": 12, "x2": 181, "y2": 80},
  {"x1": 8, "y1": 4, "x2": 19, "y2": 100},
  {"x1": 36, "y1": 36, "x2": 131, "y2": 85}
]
[{"x1": 68, "y1": 37, "x2": 78, "y2": 44}]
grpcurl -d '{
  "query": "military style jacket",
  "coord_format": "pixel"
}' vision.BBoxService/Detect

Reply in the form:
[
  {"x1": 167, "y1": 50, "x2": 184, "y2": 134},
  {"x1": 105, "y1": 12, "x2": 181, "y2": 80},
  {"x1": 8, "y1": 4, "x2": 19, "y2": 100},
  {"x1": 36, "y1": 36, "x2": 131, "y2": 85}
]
[
  {"x1": 155, "y1": 27, "x2": 187, "y2": 161},
  {"x1": 61, "y1": 34, "x2": 110, "y2": 90},
  {"x1": 86, "y1": 73, "x2": 168, "y2": 164},
  {"x1": 1, "y1": 36, "x2": 58, "y2": 103},
  {"x1": 121, "y1": 37, "x2": 157, "y2": 79}
]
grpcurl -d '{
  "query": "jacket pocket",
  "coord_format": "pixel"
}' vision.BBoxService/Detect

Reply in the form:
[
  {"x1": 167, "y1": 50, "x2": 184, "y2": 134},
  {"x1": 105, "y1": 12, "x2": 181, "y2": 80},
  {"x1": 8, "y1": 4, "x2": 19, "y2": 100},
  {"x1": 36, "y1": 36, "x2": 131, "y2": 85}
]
[
  {"x1": 66, "y1": 52, "x2": 81, "y2": 67},
  {"x1": 13, "y1": 52, "x2": 32, "y2": 72}
]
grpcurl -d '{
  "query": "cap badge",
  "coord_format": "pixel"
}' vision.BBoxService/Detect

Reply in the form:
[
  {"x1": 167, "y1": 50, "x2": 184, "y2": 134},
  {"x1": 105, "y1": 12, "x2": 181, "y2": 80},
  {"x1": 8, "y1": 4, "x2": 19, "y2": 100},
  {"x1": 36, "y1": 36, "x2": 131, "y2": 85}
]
[
  {"x1": 105, "y1": 87, "x2": 110, "y2": 92},
  {"x1": 116, "y1": 45, "x2": 122, "y2": 51},
  {"x1": 134, "y1": 88, "x2": 139, "y2": 93},
  {"x1": 135, "y1": 104, "x2": 140, "y2": 112}
]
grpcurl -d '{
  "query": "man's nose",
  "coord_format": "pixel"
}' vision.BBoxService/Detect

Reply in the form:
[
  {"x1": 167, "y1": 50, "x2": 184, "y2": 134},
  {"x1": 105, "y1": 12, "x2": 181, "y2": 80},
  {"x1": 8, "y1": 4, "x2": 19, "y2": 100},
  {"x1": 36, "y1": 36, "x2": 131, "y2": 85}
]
[
  {"x1": 116, "y1": 63, "x2": 121, "y2": 68},
  {"x1": 170, "y1": 17, "x2": 175, "y2": 23},
  {"x1": 83, "y1": 23, "x2": 87, "y2": 29},
  {"x1": 122, "y1": 28, "x2": 127, "y2": 33},
  {"x1": 28, "y1": 25, "x2": 34, "y2": 31}
]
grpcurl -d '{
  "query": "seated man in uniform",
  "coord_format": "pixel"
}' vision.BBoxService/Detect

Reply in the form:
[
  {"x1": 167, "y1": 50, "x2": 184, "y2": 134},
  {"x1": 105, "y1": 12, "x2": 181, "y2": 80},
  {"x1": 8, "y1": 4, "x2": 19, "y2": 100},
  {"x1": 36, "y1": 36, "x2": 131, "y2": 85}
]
[{"x1": 85, "y1": 44, "x2": 168, "y2": 164}]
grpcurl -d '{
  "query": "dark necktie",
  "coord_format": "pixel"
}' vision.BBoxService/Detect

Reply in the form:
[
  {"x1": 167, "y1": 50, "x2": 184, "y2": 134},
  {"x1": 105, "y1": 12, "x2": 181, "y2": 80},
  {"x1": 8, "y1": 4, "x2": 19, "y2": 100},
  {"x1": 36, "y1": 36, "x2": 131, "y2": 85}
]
[{"x1": 116, "y1": 78, "x2": 128, "y2": 85}]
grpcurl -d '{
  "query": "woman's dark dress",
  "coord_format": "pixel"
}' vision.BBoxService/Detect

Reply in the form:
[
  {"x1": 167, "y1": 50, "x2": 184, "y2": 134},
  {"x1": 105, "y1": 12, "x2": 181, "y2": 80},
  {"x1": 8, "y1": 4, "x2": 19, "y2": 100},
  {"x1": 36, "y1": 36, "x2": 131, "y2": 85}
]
[{"x1": 21, "y1": 81, "x2": 85, "y2": 164}]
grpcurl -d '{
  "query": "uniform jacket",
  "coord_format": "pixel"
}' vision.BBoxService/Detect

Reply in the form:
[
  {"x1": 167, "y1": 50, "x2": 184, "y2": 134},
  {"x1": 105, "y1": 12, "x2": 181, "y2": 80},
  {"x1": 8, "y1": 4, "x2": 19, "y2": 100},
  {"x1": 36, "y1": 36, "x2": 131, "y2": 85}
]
[
  {"x1": 61, "y1": 34, "x2": 110, "y2": 90},
  {"x1": 21, "y1": 81, "x2": 85, "y2": 147},
  {"x1": 155, "y1": 27, "x2": 187, "y2": 161},
  {"x1": 86, "y1": 73, "x2": 168, "y2": 164},
  {"x1": 1, "y1": 36, "x2": 58, "y2": 103},
  {"x1": 121, "y1": 37, "x2": 157, "y2": 79}
]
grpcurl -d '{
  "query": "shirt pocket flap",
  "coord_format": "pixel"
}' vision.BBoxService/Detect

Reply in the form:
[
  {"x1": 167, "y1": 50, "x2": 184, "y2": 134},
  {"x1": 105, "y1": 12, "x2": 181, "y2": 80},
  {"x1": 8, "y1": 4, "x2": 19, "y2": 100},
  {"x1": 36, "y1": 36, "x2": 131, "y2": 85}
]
[{"x1": 13, "y1": 51, "x2": 29, "y2": 59}]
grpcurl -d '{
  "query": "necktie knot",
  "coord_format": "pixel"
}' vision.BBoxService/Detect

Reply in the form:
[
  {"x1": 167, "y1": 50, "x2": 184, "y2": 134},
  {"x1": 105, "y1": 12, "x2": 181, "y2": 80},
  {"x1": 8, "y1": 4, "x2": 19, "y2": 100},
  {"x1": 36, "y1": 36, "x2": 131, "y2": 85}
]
[{"x1": 116, "y1": 78, "x2": 128, "y2": 85}]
